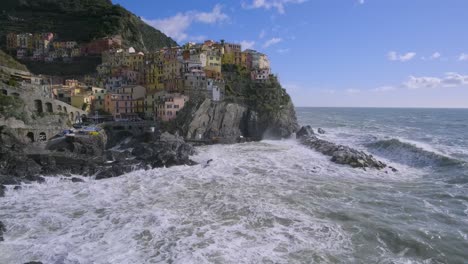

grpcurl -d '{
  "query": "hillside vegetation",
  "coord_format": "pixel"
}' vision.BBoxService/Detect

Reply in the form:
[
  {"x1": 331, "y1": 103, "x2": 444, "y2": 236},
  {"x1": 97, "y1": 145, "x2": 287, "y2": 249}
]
[
  {"x1": 0, "y1": 50, "x2": 28, "y2": 71},
  {"x1": 0, "y1": 0, "x2": 177, "y2": 52}
]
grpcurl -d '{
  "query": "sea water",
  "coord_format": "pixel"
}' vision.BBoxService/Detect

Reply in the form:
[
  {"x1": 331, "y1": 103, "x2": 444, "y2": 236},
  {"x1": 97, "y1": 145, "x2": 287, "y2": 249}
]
[{"x1": 1, "y1": 108, "x2": 467, "y2": 263}]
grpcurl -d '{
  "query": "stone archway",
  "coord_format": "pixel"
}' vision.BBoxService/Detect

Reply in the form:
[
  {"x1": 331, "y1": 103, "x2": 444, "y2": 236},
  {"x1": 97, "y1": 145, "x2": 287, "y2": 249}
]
[
  {"x1": 57, "y1": 105, "x2": 62, "y2": 111},
  {"x1": 34, "y1": 99, "x2": 43, "y2": 113},
  {"x1": 63, "y1": 106, "x2": 67, "y2": 113},
  {"x1": 1, "y1": 89, "x2": 7, "y2": 96},
  {"x1": 26, "y1": 132, "x2": 35, "y2": 143},
  {"x1": 75, "y1": 111, "x2": 80, "y2": 123},
  {"x1": 39, "y1": 132, "x2": 47, "y2": 141},
  {"x1": 70, "y1": 112, "x2": 74, "y2": 122},
  {"x1": 45, "y1": 102, "x2": 53, "y2": 113}
]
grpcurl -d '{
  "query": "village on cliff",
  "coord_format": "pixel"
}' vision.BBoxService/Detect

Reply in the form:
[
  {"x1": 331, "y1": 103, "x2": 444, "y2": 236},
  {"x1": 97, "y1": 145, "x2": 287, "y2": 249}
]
[{"x1": 2, "y1": 33, "x2": 273, "y2": 123}]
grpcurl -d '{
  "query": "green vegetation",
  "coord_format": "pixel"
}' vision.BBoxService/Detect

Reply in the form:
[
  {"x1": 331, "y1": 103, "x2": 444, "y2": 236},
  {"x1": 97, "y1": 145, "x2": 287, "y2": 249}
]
[
  {"x1": 22, "y1": 57, "x2": 101, "y2": 77},
  {"x1": 0, "y1": 93, "x2": 27, "y2": 121},
  {"x1": 0, "y1": 50, "x2": 28, "y2": 71},
  {"x1": 222, "y1": 64, "x2": 291, "y2": 115},
  {"x1": 0, "y1": 0, "x2": 177, "y2": 52}
]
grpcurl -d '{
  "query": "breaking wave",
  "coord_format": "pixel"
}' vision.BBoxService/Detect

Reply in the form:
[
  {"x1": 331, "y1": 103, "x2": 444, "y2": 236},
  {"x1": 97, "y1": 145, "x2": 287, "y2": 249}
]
[{"x1": 366, "y1": 139, "x2": 464, "y2": 168}]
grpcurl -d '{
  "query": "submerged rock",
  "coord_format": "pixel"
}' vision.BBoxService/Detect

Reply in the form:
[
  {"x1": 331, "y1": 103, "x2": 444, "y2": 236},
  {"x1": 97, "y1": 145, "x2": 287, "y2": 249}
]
[
  {"x1": 296, "y1": 125, "x2": 314, "y2": 139},
  {"x1": 0, "y1": 220, "x2": 5, "y2": 241},
  {"x1": 0, "y1": 184, "x2": 4, "y2": 197},
  {"x1": 317, "y1": 128, "x2": 326, "y2": 134},
  {"x1": 297, "y1": 126, "x2": 387, "y2": 170},
  {"x1": 71, "y1": 177, "x2": 84, "y2": 183}
]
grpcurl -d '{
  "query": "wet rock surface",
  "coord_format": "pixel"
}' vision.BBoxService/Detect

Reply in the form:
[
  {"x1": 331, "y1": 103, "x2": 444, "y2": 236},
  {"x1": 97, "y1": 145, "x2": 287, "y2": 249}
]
[
  {"x1": 0, "y1": 126, "x2": 196, "y2": 185},
  {"x1": 297, "y1": 126, "x2": 387, "y2": 170},
  {"x1": 0, "y1": 220, "x2": 5, "y2": 241}
]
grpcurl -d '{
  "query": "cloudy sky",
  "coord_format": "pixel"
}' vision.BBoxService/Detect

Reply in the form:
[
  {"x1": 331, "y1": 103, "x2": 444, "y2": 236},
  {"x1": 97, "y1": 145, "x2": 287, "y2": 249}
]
[{"x1": 113, "y1": 0, "x2": 468, "y2": 108}]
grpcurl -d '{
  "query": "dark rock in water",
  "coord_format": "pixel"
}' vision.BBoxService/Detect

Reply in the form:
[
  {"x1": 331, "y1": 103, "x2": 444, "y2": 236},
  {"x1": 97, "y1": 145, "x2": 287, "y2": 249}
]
[
  {"x1": 13, "y1": 185, "x2": 21, "y2": 190},
  {"x1": 298, "y1": 129, "x2": 387, "y2": 170},
  {"x1": 389, "y1": 166, "x2": 398, "y2": 172},
  {"x1": 131, "y1": 132, "x2": 196, "y2": 168},
  {"x1": 71, "y1": 177, "x2": 84, "y2": 183},
  {"x1": 317, "y1": 128, "x2": 326, "y2": 134},
  {"x1": 0, "y1": 220, "x2": 5, "y2": 241},
  {"x1": 0, "y1": 175, "x2": 20, "y2": 185},
  {"x1": 25, "y1": 175, "x2": 45, "y2": 183},
  {"x1": 296, "y1": 126, "x2": 314, "y2": 139},
  {"x1": 0, "y1": 185, "x2": 4, "y2": 197},
  {"x1": 95, "y1": 164, "x2": 134, "y2": 180}
]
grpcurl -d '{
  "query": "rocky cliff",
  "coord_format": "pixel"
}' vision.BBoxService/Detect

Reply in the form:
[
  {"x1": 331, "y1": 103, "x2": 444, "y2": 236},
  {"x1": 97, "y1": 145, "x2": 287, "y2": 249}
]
[
  {"x1": 171, "y1": 96, "x2": 298, "y2": 143},
  {"x1": 169, "y1": 65, "x2": 299, "y2": 142}
]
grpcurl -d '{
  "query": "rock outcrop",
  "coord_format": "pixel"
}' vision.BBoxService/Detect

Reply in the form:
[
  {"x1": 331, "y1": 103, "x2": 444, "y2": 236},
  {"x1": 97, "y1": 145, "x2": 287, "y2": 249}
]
[
  {"x1": 97, "y1": 132, "x2": 196, "y2": 179},
  {"x1": 0, "y1": 125, "x2": 196, "y2": 185},
  {"x1": 173, "y1": 98, "x2": 298, "y2": 143},
  {"x1": 297, "y1": 126, "x2": 387, "y2": 170}
]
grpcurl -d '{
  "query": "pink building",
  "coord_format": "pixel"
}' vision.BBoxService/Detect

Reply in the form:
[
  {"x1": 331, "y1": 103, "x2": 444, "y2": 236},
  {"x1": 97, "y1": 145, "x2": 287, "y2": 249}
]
[{"x1": 156, "y1": 93, "x2": 189, "y2": 121}]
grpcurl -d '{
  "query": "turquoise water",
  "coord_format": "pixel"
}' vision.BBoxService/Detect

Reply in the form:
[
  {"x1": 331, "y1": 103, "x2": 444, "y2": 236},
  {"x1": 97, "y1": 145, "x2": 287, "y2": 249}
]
[{"x1": 0, "y1": 108, "x2": 467, "y2": 263}]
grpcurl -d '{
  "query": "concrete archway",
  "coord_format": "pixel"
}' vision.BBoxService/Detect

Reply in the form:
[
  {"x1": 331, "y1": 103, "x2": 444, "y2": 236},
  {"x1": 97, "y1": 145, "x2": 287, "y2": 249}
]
[
  {"x1": 34, "y1": 99, "x2": 43, "y2": 113},
  {"x1": 39, "y1": 132, "x2": 47, "y2": 141},
  {"x1": 26, "y1": 132, "x2": 35, "y2": 143},
  {"x1": 45, "y1": 102, "x2": 53, "y2": 113}
]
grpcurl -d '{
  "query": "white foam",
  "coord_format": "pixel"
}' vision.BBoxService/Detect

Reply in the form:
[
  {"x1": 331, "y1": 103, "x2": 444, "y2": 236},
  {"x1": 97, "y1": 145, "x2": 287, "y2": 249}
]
[{"x1": 0, "y1": 140, "x2": 455, "y2": 263}]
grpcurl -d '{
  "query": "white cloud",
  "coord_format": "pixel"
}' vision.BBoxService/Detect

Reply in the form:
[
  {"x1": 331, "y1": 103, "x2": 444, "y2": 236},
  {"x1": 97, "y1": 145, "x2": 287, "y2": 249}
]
[
  {"x1": 240, "y1": 40, "x2": 255, "y2": 50},
  {"x1": 458, "y1": 53, "x2": 468, "y2": 61},
  {"x1": 346, "y1": 89, "x2": 361, "y2": 94},
  {"x1": 422, "y1": 52, "x2": 442, "y2": 61},
  {"x1": 143, "y1": 5, "x2": 228, "y2": 43},
  {"x1": 320, "y1": 89, "x2": 336, "y2": 95},
  {"x1": 371, "y1": 86, "x2": 396, "y2": 92},
  {"x1": 242, "y1": 0, "x2": 307, "y2": 14},
  {"x1": 259, "y1": 29, "x2": 266, "y2": 39},
  {"x1": 431, "y1": 52, "x2": 441, "y2": 60},
  {"x1": 263, "y1": 37, "x2": 282, "y2": 48},
  {"x1": 404, "y1": 72, "x2": 468, "y2": 89},
  {"x1": 387, "y1": 51, "x2": 416, "y2": 62}
]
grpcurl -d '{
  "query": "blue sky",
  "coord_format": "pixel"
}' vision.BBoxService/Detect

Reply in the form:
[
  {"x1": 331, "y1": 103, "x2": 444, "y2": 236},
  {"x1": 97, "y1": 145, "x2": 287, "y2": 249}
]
[{"x1": 113, "y1": 0, "x2": 468, "y2": 108}]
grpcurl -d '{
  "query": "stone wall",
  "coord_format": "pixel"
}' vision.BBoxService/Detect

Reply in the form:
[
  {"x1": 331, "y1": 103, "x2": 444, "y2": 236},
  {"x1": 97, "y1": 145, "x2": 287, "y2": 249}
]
[
  {"x1": 1, "y1": 82, "x2": 86, "y2": 123},
  {"x1": 1, "y1": 82, "x2": 87, "y2": 143}
]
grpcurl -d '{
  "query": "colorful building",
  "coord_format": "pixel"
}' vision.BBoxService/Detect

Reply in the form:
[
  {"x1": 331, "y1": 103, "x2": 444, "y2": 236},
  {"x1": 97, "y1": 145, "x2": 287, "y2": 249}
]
[{"x1": 156, "y1": 93, "x2": 189, "y2": 122}]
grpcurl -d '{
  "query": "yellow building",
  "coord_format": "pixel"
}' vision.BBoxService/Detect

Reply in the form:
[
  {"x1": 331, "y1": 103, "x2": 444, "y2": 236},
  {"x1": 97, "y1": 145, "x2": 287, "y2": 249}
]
[
  {"x1": 205, "y1": 48, "x2": 222, "y2": 73},
  {"x1": 144, "y1": 61, "x2": 164, "y2": 91}
]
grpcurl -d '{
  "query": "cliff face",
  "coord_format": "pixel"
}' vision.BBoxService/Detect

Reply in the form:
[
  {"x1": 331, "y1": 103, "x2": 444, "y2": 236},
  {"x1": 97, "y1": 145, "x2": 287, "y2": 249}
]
[
  {"x1": 172, "y1": 98, "x2": 298, "y2": 142},
  {"x1": 0, "y1": 0, "x2": 177, "y2": 52},
  {"x1": 169, "y1": 65, "x2": 299, "y2": 142}
]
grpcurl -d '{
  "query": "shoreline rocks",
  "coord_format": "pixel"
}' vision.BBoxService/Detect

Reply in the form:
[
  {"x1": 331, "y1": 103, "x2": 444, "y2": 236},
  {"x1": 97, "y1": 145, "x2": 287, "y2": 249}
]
[
  {"x1": 0, "y1": 128, "x2": 196, "y2": 186},
  {"x1": 297, "y1": 126, "x2": 387, "y2": 170}
]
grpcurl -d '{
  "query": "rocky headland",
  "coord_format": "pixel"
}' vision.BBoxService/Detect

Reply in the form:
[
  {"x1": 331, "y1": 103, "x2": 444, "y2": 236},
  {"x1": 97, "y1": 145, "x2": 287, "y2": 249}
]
[{"x1": 296, "y1": 125, "x2": 393, "y2": 171}]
